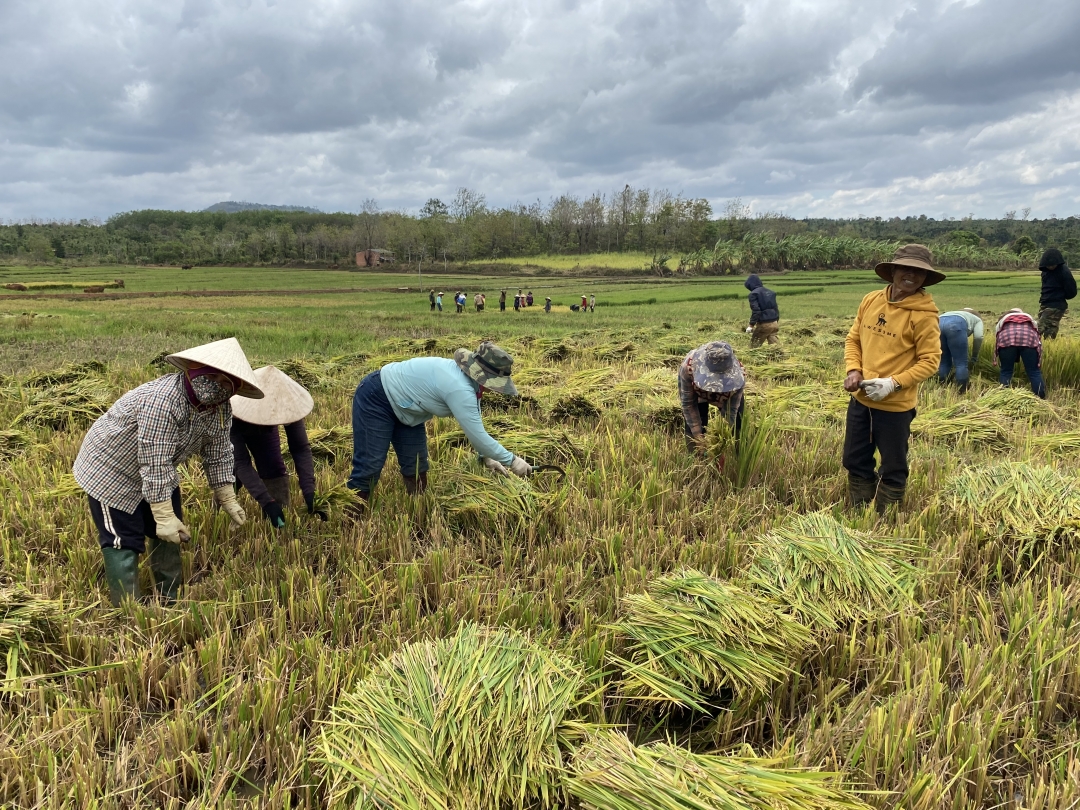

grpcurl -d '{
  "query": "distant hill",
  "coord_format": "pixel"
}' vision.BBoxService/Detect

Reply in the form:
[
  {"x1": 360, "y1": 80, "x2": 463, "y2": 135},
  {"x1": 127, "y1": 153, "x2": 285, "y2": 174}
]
[{"x1": 203, "y1": 201, "x2": 323, "y2": 214}]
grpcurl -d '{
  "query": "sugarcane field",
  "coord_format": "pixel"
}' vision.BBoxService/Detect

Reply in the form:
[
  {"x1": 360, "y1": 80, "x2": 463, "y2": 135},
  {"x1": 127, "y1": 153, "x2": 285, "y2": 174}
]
[{"x1": 6, "y1": 258, "x2": 1080, "y2": 810}]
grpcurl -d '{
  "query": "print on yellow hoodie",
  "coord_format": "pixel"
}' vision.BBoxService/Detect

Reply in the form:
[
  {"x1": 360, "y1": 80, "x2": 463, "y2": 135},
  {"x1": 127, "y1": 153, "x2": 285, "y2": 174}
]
[{"x1": 844, "y1": 287, "x2": 941, "y2": 412}]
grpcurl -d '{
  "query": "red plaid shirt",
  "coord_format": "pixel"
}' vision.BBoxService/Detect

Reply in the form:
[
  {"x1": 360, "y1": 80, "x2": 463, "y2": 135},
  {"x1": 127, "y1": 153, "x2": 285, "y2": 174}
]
[{"x1": 995, "y1": 314, "x2": 1042, "y2": 365}]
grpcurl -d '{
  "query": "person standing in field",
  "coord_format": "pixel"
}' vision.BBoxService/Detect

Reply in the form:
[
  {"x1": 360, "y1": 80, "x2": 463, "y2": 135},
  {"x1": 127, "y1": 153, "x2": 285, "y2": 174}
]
[
  {"x1": 744, "y1": 274, "x2": 780, "y2": 347},
  {"x1": 230, "y1": 366, "x2": 327, "y2": 529},
  {"x1": 429, "y1": 289, "x2": 436, "y2": 311},
  {"x1": 500, "y1": 289, "x2": 507, "y2": 312},
  {"x1": 474, "y1": 292, "x2": 484, "y2": 312},
  {"x1": 436, "y1": 292, "x2": 443, "y2": 312},
  {"x1": 455, "y1": 292, "x2": 465, "y2": 314},
  {"x1": 513, "y1": 292, "x2": 521, "y2": 312},
  {"x1": 526, "y1": 291, "x2": 534, "y2": 307},
  {"x1": 1037, "y1": 248, "x2": 1076, "y2": 339},
  {"x1": 679, "y1": 341, "x2": 745, "y2": 472},
  {"x1": 544, "y1": 296, "x2": 552, "y2": 313},
  {"x1": 345, "y1": 341, "x2": 533, "y2": 514},
  {"x1": 843, "y1": 244, "x2": 943, "y2": 513},
  {"x1": 72, "y1": 338, "x2": 262, "y2": 605},
  {"x1": 937, "y1": 308, "x2": 983, "y2": 393},
  {"x1": 995, "y1": 308, "x2": 1046, "y2": 398},
  {"x1": 590, "y1": 294, "x2": 596, "y2": 312},
  {"x1": 581, "y1": 294, "x2": 588, "y2": 313}
]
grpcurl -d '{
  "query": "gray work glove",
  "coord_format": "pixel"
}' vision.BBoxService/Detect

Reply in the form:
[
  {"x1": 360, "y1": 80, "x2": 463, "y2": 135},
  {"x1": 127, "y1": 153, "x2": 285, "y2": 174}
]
[
  {"x1": 509, "y1": 456, "x2": 532, "y2": 478},
  {"x1": 483, "y1": 457, "x2": 509, "y2": 476}
]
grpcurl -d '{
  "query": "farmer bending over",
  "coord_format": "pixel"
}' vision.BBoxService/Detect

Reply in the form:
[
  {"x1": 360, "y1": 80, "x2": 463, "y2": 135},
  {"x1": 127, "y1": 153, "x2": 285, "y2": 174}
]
[
  {"x1": 1037, "y1": 247, "x2": 1076, "y2": 339},
  {"x1": 346, "y1": 341, "x2": 532, "y2": 515},
  {"x1": 843, "y1": 244, "x2": 942, "y2": 513},
  {"x1": 231, "y1": 366, "x2": 327, "y2": 529},
  {"x1": 744, "y1": 274, "x2": 780, "y2": 347},
  {"x1": 937, "y1": 308, "x2": 983, "y2": 393},
  {"x1": 679, "y1": 341, "x2": 745, "y2": 471},
  {"x1": 73, "y1": 338, "x2": 261, "y2": 605},
  {"x1": 995, "y1": 308, "x2": 1046, "y2": 398}
]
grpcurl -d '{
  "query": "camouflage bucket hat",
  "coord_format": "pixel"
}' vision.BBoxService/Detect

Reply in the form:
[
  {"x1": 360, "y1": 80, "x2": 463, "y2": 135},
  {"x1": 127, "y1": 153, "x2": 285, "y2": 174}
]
[
  {"x1": 690, "y1": 341, "x2": 745, "y2": 394},
  {"x1": 875, "y1": 243, "x2": 946, "y2": 286},
  {"x1": 454, "y1": 341, "x2": 519, "y2": 396}
]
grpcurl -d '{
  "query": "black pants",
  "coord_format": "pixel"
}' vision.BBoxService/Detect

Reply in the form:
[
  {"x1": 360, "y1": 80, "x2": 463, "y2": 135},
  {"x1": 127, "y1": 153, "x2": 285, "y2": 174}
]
[
  {"x1": 842, "y1": 398, "x2": 915, "y2": 490},
  {"x1": 88, "y1": 489, "x2": 182, "y2": 554}
]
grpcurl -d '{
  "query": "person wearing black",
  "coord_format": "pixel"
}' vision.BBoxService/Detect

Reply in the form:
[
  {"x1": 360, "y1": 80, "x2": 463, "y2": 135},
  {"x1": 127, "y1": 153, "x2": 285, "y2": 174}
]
[
  {"x1": 231, "y1": 366, "x2": 327, "y2": 527},
  {"x1": 1037, "y1": 247, "x2": 1076, "y2": 339},
  {"x1": 428, "y1": 289, "x2": 436, "y2": 311},
  {"x1": 744, "y1": 274, "x2": 780, "y2": 347}
]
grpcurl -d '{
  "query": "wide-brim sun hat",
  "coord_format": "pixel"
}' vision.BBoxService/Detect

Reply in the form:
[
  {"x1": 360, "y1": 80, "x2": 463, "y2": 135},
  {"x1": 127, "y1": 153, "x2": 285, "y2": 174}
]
[
  {"x1": 166, "y1": 337, "x2": 263, "y2": 398},
  {"x1": 874, "y1": 244, "x2": 946, "y2": 286},
  {"x1": 689, "y1": 341, "x2": 745, "y2": 394},
  {"x1": 454, "y1": 341, "x2": 518, "y2": 396},
  {"x1": 230, "y1": 366, "x2": 313, "y2": 424}
]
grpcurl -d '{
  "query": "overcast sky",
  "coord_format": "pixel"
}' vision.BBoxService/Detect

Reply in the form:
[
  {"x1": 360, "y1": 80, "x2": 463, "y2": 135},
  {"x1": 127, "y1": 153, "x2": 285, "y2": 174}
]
[{"x1": 1, "y1": 0, "x2": 1077, "y2": 221}]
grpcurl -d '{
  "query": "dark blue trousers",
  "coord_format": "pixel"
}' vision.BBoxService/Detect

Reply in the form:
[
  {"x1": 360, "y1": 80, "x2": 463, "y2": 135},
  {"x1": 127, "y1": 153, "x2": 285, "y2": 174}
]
[
  {"x1": 347, "y1": 370, "x2": 430, "y2": 494},
  {"x1": 938, "y1": 315, "x2": 971, "y2": 385},
  {"x1": 998, "y1": 346, "x2": 1046, "y2": 398}
]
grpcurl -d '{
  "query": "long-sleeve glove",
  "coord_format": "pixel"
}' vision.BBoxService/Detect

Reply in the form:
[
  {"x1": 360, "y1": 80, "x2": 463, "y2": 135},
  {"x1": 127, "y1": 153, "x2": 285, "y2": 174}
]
[
  {"x1": 305, "y1": 492, "x2": 329, "y2": 521},
  {"x1": 509, "y1": 456, "x2": 532, "y2": 478},
  {"x1": 483, "y1": 457, "x2": 509, "y2": 476},
  {"x1": 860, "y1": 377, "x2": 898, "y2": 402},
  {"x1": 150, "y1": 501, "x2": 190, "y2": 544},
  {"x1": 262, "y1": 500, "x2": 286, "y2": 529},
  {"x1": 213, "y1": 484, "x2": 247, "y2": 527}
]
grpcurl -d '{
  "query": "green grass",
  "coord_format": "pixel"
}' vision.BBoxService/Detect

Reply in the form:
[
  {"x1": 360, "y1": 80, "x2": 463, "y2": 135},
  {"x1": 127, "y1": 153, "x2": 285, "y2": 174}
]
[{"x1": 2, "y1": 265, "x2": 1080, "y2": 808}]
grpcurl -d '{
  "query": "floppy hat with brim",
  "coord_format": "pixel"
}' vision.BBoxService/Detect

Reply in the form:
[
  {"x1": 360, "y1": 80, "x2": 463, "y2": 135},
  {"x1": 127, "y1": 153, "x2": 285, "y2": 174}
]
[
  {"x1": 454, "y1": 341, "x2": 518, "y2": 396},
  {"x1": 166, "y1": 337, "x2": 264, "y2": 399},
  {"x1": 230, "y1": 366, "x2": 313, "y2": 424},
  {"x1": 690, "y1": 341, "x2": 745, "y2": 394},
  {"x1": 875, "y1": 244, "x2": 945, "y2": 286}
]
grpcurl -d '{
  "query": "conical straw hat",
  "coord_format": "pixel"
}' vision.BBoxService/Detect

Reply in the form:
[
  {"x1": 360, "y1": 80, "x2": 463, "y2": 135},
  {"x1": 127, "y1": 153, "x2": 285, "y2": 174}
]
[
  {"x1": 230, "y1": 366, "x2": 313, "y2": 425},
  {"x1": 166, "y1": 337, "x2": 264, "y2": 399}
]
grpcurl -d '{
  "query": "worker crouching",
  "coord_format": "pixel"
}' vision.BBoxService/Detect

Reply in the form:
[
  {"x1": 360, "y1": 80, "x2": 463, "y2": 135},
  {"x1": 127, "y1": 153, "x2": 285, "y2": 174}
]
[
  {"x1": 345, "y1": 341, "x2": 533, "y2": 514},
  {"x1": 843, "y1": 245, "x2": 943, "y2": 514},
  {"x1": 73, "y1": 338, "x2": 262, "y2": 606},
  {"x1": 679, "y1": 341, "x2": 745, "y2": 470},
  {"x1": 231, "y1": 366, "x2": 327, "y2": 528}
]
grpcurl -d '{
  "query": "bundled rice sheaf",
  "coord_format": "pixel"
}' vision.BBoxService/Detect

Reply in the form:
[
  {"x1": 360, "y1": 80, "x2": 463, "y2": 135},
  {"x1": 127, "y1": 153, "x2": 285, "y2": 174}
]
[
  {"x1": 317, "y1": 623, "x2": 589, "y2": 810},
  {"x1": 550, "y1": 395, "x2": 601, "y2": 420},
  {"x1": 611, "y1": 570, "x2": 812, "y2": 711},
  {"x1": 22, "y1": 360, "x2": 107, "y2": 388},
  {"x1": 747, "y1": 512, "x2": 919, "y2": 629},
  {"x1": 911, "y1": 405, "x2": 1011, "y2": 448},
  {"x1": 480, "y1": 391, "x2": 542, "y2": 414},
  {"x1": 761, "y1": 385, "x2": 847, "y2": 420},
  {"x1": 435, "y1": 465, "x2": 558, "y2": 535},
  {"x1": 276, "y1": 357, "x2": 339, "y2": 389},
  {"x1": 947, "y1": 461, "x2": 1080, "y2": 545},
  {"x1": 643, "y1": 400, "x2": 684, "y2": 435},
  {"x1": 13, "y1": 380, "x2": 112, "y2": 430},
  {"x1": 609, "y1": 368, "x2": 676, "y2": 401},
  {"x1": 1029, "y1": 431, "x2": 1080, "y2": 451},
  {"x1": 563, "y1": 367, "x2": 618, "y2": 397},
  {"x1": 512, "y1": 366, "x2": 560, "y2": 387},
  {"x1": 433, "y1": 418, "x2": 581, "y2": 465},
  {"x1": 302, "y1": 426, "x2": 352, "y2": 463},
  {"x1": 1, "y1": 585, "x2": 66, "y2": 678},
  {"x1": 568, "y1": 730, "x2": 872, "y2": 810},
  {"x1": 311, "y1": 482, "x2": 366, "y2": 513},
  {"x1": 977, "y1": 387, "x2": 1060, "y2": 423},
  {"x1": 0, "y1": 429, "x2": 32, "y2": 460}
]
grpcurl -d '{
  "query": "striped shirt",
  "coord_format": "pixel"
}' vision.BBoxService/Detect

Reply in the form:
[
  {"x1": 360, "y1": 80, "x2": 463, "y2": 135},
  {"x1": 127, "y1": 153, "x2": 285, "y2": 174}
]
[
  {"x1": 73, "y1": 374, "x2": 234, "y2": 512},
  {"x1": 678, "y1": 356, "x2": 745, "y2": 440}
]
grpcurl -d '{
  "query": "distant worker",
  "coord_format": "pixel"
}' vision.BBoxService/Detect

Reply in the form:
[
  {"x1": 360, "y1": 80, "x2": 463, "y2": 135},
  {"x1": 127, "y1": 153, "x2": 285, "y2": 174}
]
[
  {"x1": 455, "y1": 292, "x2": 465, "y2": 314},
  {"x1": 231, "y1": 366, "x2": 327, "y2": 529},
  {"x1": 500, "y1": 289, "x2": 507, "y2": 312},
  {"x1": 995, "y1": 308, "x2": 1046, "y2": 398},
  {"x1": 679, "y1": 341, "x2": 745, "y2": 471},
  {"x1": 525, "y1": 291, "x2": 532, "y2": 306},
  {"x1": 1037, "y1": 247, "x2": 1076, "y2": 339},
  {"x1": 474, "y1": 292, "x2": 485, "y2": 312},
  {"x1": 435, "y1": 292, "x2": 443, "y2": 312},
  {"x1": 544, "y1": 296, "x2": 552, "y2": 313},
  {"x1": 581, "y1": 294, "x2": 588, "y2": 313},
  {"x1": 590, "y1": 294, "x2": 596, "y2": 312},
  {"x1": 937, "y1": 308, "x2": 983, "y2": 392},
  {"x1": 514, "y1": 292, "x2": 521, "y2": 312},
  {"x1": 72, "y1": 338, "x2": 262, "y2": 605},
  {"x1": 744, "y1": 274, "x2": 780, "y2": 347},
  {"x1": 429, "y1": 289, "x2": 436, "y2": 311},
  {"x1": 346, "y1": 342, "x2": 533, "y2": 514},
  {"x1": 843, "y1": 245, "x2": 943, "y2": 513}
]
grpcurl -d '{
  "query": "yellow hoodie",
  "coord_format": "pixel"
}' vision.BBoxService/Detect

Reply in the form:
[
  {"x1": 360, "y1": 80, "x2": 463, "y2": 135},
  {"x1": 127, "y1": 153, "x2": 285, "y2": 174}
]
[{"x1": 844, "y1": 287, "x2": 941, "y2": 412}]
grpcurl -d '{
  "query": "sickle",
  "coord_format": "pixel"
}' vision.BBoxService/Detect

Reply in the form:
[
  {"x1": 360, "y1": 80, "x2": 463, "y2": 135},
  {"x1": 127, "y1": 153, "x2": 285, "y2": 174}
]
[{"x1": 528, "y1": 464, "x2": 567, "y2": 482}]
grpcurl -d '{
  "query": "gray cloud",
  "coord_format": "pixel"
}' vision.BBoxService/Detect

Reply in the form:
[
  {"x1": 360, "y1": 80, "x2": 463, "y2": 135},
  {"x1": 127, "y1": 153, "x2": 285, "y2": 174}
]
[{"x1": 0, "y1": 0, "x2": 1078, "y2": 220}]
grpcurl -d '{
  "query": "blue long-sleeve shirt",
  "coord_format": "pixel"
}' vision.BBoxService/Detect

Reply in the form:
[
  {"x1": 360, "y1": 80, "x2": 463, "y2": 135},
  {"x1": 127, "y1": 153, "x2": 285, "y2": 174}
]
[{"x1": 379, "y1": 357, "x2": 514, "y2": 465}]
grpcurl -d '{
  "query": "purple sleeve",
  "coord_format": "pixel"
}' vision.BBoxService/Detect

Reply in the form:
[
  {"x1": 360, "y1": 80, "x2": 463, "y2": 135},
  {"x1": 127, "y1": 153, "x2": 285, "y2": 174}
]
[
  {"x1": 284, "y1": 420, "x2": 316, "y2": 498},
  {"x1": 231, "y1": 423, "x2": 273, "y2": 506}
]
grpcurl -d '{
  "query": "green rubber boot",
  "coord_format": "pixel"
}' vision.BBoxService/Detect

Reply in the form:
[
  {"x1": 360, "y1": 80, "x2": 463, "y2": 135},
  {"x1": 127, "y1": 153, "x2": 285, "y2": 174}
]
[
  {"x1": 262, "y1": 476, "x2": 291, "y2": 508},
  {"x1": 848, "y1": 474, "x2": 877, "y2": 508},
  {"x1": 146, "y1": 536, "x2": 183, "y2": 604},
  {"x1": 875, "y1": 483, "x2": 906, "y2": 515},
  {"x1": 101, "y1": 547, "x2": 141, "y2": 606}
]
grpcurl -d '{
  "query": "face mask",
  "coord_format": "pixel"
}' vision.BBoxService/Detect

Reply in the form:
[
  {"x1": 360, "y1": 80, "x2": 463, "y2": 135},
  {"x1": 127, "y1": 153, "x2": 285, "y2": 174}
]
[{"x1": 190, "y1": 374, "x2": 233, "y2": 406}]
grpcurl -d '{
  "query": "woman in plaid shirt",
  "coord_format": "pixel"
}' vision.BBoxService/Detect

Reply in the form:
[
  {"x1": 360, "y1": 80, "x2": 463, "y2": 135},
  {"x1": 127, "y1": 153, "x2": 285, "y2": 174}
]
[
  {"x1": 995, "y1": 308, "x2": 1046, "y2": 398},
  {"x1": 73, "y1": 338, "x2": 263, "y2": 606}
]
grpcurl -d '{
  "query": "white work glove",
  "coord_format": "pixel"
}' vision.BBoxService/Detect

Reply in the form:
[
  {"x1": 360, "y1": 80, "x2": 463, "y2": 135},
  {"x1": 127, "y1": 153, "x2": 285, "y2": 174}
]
[
  {"x1": 150, "y1": 501, "x2": 190, "y2": 544},
  {"x1": 745, "y1": 326, "x2": 753, "y2": 334},
  {"x1": 213, "y1": 484, "x2": 247, "y2": 527},
  {"x1": 483, "y1": 457, "x2": 509, "y2": 476},
  {"x1": 509, "y1": 456, "x2": 532, "y2": 478},
  {"x1": 860, "y1": 377, "x2": 898, "y2": 402}
]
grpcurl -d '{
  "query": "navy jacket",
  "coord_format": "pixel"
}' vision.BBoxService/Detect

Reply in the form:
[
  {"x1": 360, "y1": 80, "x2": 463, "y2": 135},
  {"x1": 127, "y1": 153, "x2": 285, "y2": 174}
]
[
  {"x1": 744, "y1": 274, "x2": 779, "y2": 324},
  {"x1": 1039, "y1": 263, "x2": 1077, "y2": 311}
]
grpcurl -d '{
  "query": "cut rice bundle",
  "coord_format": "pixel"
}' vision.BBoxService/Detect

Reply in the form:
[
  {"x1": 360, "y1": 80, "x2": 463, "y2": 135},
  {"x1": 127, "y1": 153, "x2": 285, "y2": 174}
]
[
  {"x1": 747, "y1": 512, "x2": 919, "y2": 629},
  {"x1": 317, "y1": 623, "x2": 589, "y2": 810},
  {"x1": 435, "y1": 466, "x2": 559, "y2": 535},
  {"x1": 22, "y1": 361, "x2": 107, "y2": 388},
  {"x1": 911, "y1": 407, "x2": 1011, "y2": 449},
  {"x1": 0, "y1": 429, "x2": 33, "y2": 460},
  {"x1": 12, "y1": 381, "x2": 112, "y2": 430},
  {"x1": 611, "y1": 570, "x2": 812, "y2": 710},
  {"x1": 977, "y1": 387, "x2": 1061, "y2": 422},
  {"x1": 568, "y1": 730, "x2": 872, "y2": 810},
  {"x1": 303, "y1": 426, "x2": 352, "y2": 462},
  {"x1": 433, "y1": 418, "x2": 581, "y2": 465}
]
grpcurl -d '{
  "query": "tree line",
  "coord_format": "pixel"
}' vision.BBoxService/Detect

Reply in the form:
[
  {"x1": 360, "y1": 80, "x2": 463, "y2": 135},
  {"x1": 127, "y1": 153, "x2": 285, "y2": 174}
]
[{"x1": 1, "y1": 188, "x2": 1078, "y2": 271}]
